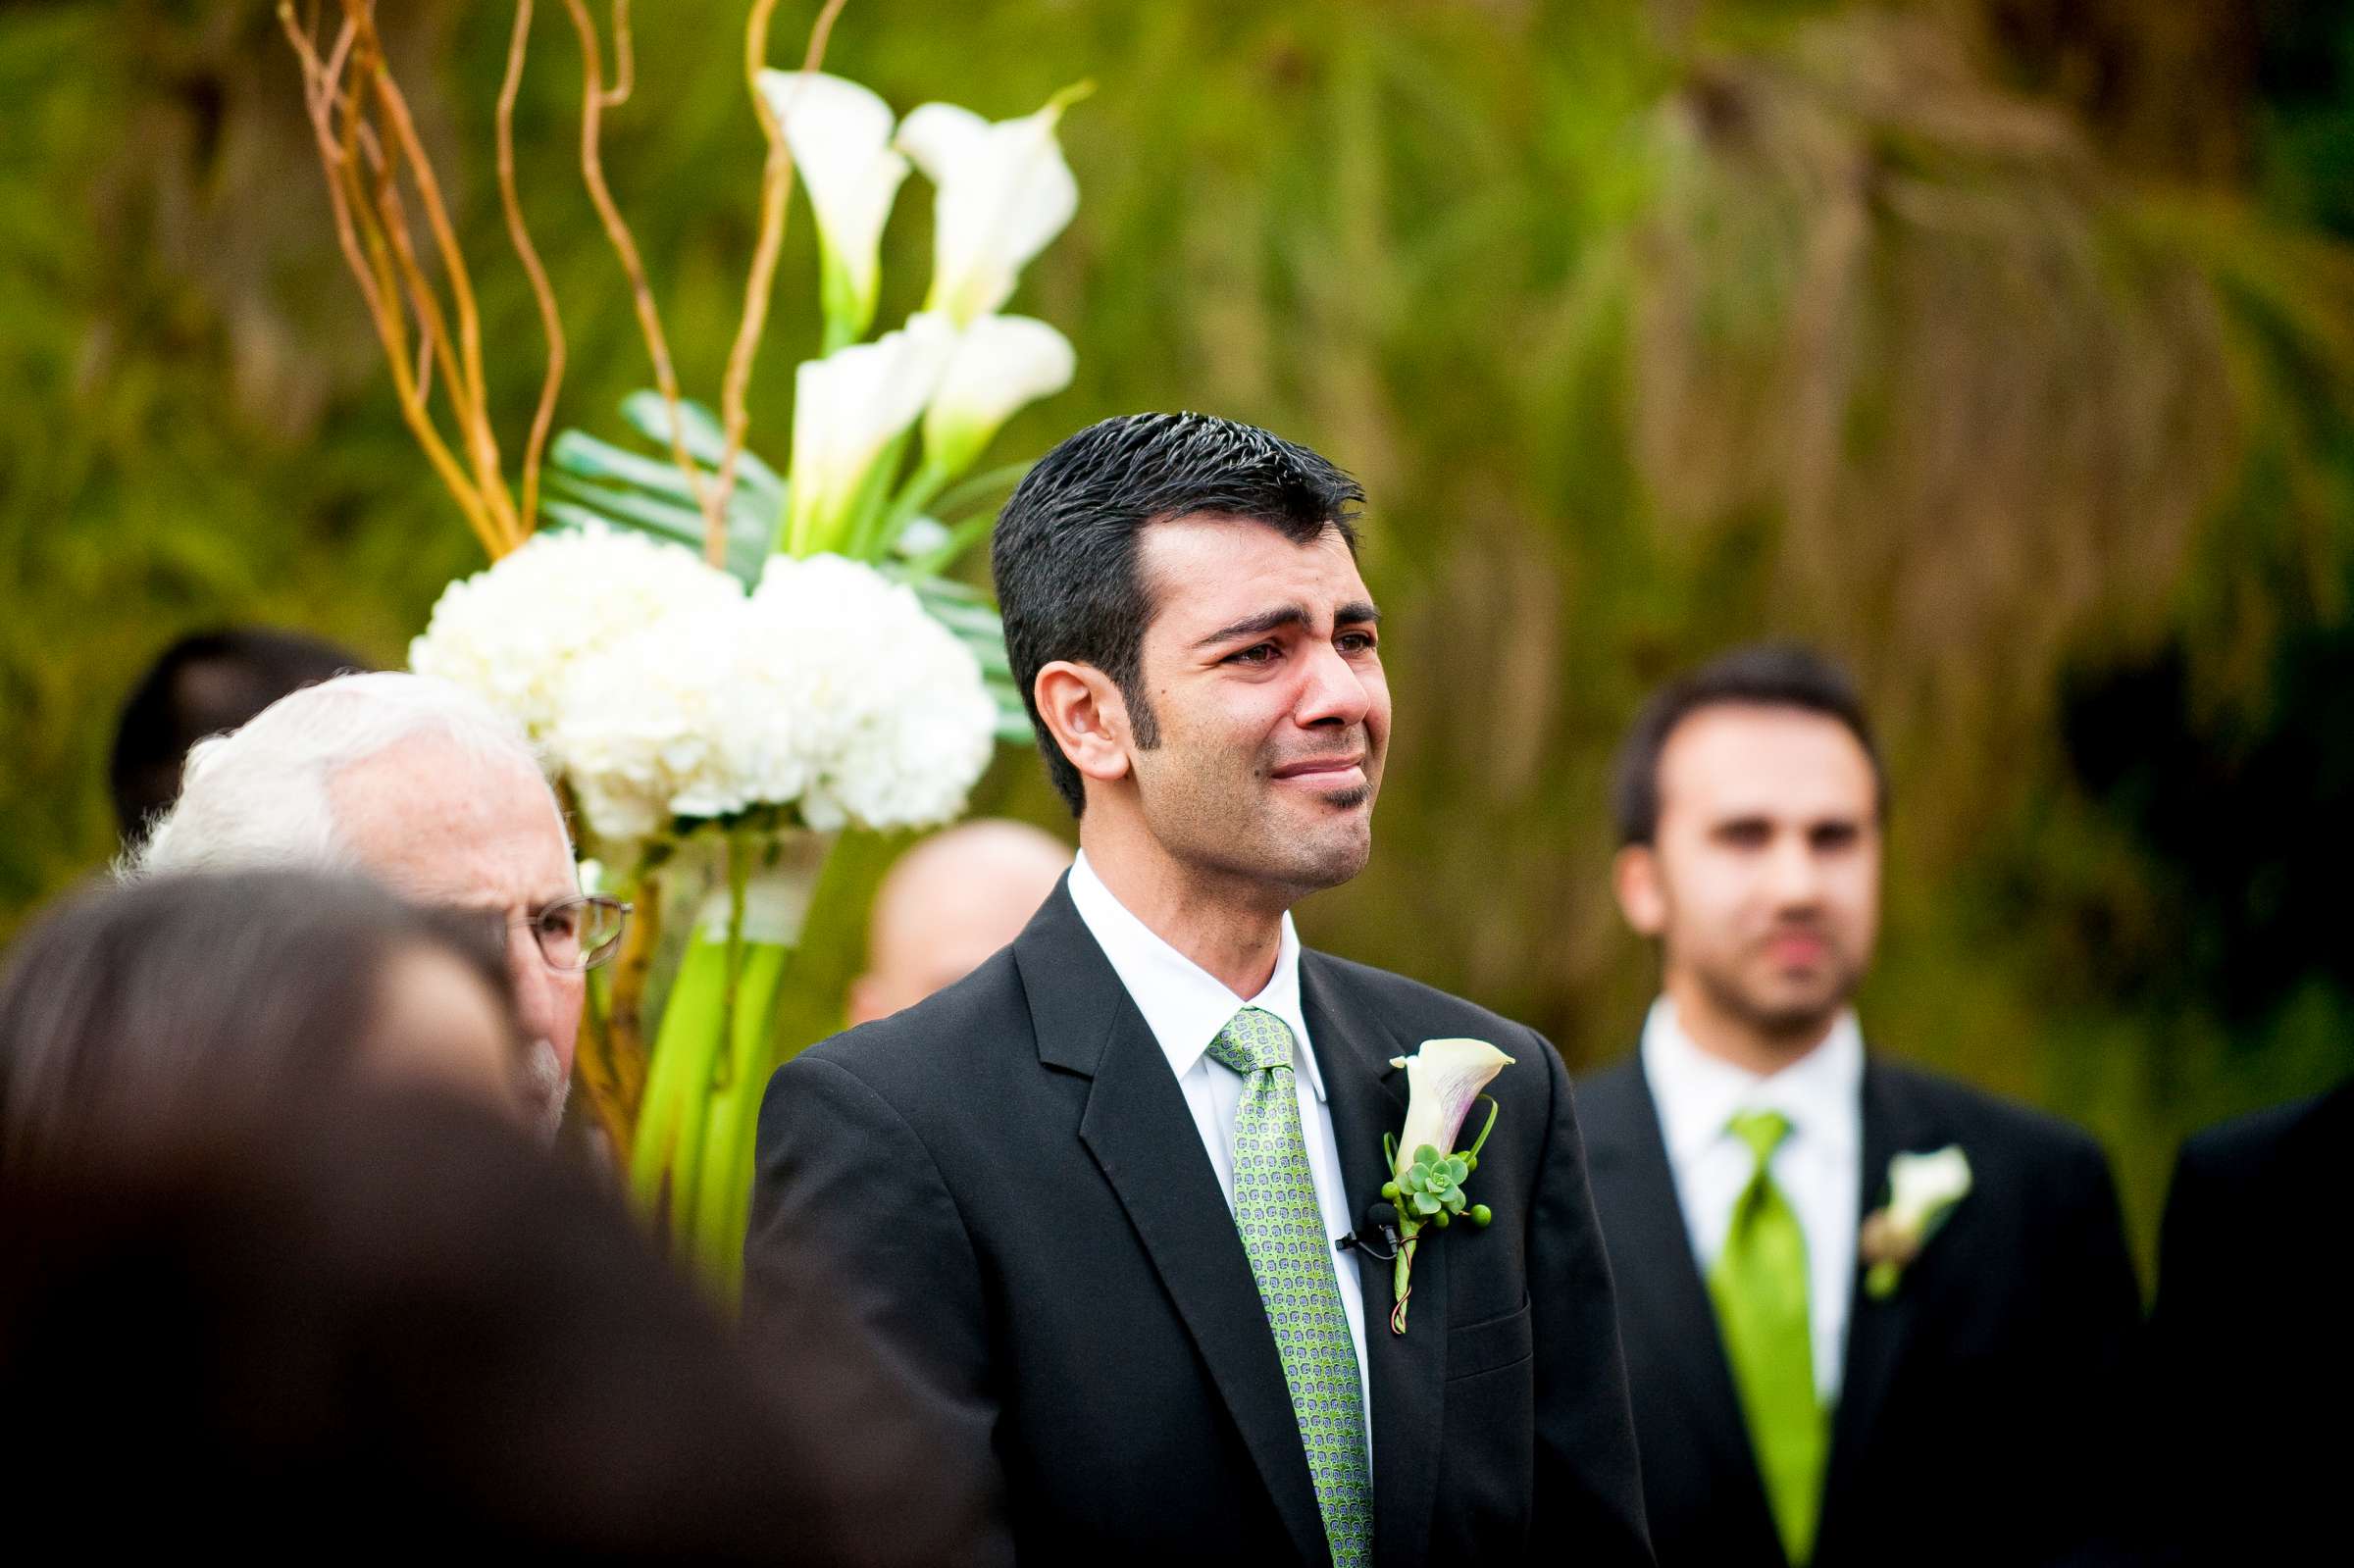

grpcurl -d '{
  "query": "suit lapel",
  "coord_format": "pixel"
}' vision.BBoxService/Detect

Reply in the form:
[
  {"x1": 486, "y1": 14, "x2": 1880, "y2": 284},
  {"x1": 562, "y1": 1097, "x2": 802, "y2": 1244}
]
[
  {"x1": 1817, "y1": 1060, "x2": 1938, "y2": 1545},
  {"x1": 1580, "y1": 1063, "x2": 1783, "y2": 1551},
  {"x1": 1015, "y1": 885, "x2": 1329, "y2": 1567},
  {"x1": 1300, "y1": 955, "x2": 1448, "y2": 1568}
]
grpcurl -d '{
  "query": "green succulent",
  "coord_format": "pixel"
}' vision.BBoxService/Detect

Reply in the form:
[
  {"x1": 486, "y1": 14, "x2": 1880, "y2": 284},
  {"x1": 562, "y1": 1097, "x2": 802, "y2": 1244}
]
[{"x1": 1400, "y1": 1142, "x2": 1471, "y2": 1219}]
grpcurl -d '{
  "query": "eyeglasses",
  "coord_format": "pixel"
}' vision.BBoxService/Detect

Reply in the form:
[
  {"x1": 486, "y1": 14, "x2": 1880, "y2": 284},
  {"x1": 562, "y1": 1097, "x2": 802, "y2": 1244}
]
[{"x1": 457, "y1": 895, "x2": 633, "y2": 973}]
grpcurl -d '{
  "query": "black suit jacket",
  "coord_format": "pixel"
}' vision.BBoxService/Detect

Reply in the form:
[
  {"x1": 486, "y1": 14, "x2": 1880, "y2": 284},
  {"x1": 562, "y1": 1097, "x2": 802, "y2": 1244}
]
[
  {"x1": 2149, "y1": 1081, "x2": 2353, "y2": 1563},
  {"x1": 1578, "y1": 1053, "x2": 2139, "y2": 1568},
  {"x1": 745, "y1": 882, "x2": 1652, "y2": 1566}
]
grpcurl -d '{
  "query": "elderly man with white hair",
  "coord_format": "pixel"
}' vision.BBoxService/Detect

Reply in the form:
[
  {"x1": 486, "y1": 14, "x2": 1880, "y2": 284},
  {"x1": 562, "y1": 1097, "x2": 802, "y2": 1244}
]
[{"x1": 129, "y1": 671, "x2": 617, "y2": 1138}]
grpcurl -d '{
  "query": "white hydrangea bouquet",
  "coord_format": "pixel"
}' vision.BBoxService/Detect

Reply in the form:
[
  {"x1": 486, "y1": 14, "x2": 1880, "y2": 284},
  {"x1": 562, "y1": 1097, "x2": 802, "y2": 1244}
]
[{"x1": 285, "y1": 5, "x2": 1082, "y2": 1291}]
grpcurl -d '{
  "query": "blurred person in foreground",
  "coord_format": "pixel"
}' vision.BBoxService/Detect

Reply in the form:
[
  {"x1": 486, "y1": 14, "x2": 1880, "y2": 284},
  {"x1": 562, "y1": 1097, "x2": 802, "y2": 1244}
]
[
  {"x1": 0, "y1": 869, "x2": 530, "y2": 1170},
  {"x1": 748, "y1": 413, "x2": 1652, "y2": 1567},
  {"x1": 125, "y1": 670, "x2": 610, "y2": 1141},
  {"x1": 0, "y1": 875, "x2": 971, "y2": 1561},
  {"x1": 2147, "y1": 1078, "x2": 2353, "y2": 1562},
  {"x1": 108, "y1": 627, "x2": 368, "y2": 845},
  {"x1": 0, "y1": 869, "x2": 987, "y2": 1561},
  {"x1": 1577, "y1": 643, "x2": 2139, "y2": 1568},
  {"x1": 845, "y1": 819, "x2": 1072, "y2": 1026}
]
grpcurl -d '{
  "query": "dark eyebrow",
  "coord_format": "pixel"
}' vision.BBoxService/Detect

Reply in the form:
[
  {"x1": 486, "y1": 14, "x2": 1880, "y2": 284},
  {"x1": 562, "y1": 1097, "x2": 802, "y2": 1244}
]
[{"x1": 1192, "y1": 600, "x2": 1384, "y2": 652}]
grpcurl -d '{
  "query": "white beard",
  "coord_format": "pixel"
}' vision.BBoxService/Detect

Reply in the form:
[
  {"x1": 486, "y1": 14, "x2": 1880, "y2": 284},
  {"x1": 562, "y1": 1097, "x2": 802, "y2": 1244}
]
[{"x1": 522, "y1": 1036, "x2": 569, "y2": 1147}]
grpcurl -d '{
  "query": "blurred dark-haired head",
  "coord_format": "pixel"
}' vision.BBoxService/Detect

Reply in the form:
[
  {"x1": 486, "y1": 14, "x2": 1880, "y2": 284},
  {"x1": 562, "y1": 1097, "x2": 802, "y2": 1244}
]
[
  {"x1": 992, "y1": 411, "x2": 1367, "y2": 816},
  {"x1": 0, "y1": 869, "x2": 524, "y2": 1174},
  {"x1": 109, "y1": 628, "x2": 367, "y2": 842},
  {"x1": 1610, "y1": 642, "x2": 1885, "y2": 1053},
  {"x1": 1611, "y1": 641, "x2": 1886, "y2": 849}
]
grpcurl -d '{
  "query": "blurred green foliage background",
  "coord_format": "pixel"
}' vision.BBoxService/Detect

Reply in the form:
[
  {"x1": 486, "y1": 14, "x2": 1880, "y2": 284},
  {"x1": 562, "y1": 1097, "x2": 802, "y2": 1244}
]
[{"x1": 5, "y1": 0, "x2": 2353, "y2": 1275}]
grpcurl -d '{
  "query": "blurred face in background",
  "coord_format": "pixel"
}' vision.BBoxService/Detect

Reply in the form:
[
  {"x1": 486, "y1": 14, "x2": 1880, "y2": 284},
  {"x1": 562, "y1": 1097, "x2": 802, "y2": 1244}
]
[
  {"x1": 1614, "y1": 703, "x2": 1881, "y2": 1066},
  {"x1": 848, "y1": 822, "x2": 1071, "y2": 1026},
  {"x1": 332, "y1": 736, "x2": 583, "y2": 1132},
  {"x1": 1117, "y1": 516, "x2": 1390, "y2": 905}
]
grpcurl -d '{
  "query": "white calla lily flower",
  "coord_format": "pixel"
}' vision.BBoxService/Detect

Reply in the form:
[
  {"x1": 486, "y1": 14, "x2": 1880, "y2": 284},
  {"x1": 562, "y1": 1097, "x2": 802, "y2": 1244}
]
[
  {"x1": 896, "y1": 91, "x2": 1081, "y2": 326},
  {"x1": 921, "y1": 315, "x2": 1076, "y2": 481},
  {"x1": 756, "y1": 71, "x2": 912, "y2": 344},
  {"x1": 1885, "y1": 1145, "x2": 1973, "y2": 1234},
  {"x1": 1389, "y1": 1037, "x2": 1516, "y2": 1180},
  {"x1": 786, "y1": 313, "x2": 959, "y2": 557}
]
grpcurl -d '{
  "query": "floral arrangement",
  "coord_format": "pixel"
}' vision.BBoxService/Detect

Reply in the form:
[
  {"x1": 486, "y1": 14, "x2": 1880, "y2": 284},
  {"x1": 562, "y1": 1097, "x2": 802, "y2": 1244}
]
[{"x1": 283, "y1": 3, "x2": 1085, "y2": 1291}]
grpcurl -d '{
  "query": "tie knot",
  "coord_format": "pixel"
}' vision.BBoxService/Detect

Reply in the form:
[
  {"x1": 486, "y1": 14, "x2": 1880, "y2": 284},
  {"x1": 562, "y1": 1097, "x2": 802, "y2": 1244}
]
[
  {"x1": 1205, "y1": 1007, "x2": 1295, "y2": 1075},
  {"x1": 1727, "y1": 1108, "x2": 1793, "y2": 1167}
]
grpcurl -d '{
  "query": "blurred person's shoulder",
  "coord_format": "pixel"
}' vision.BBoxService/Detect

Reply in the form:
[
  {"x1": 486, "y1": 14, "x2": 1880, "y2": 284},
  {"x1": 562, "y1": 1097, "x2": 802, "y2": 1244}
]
[{"x1": 2176, "y1": 1078, "x2": 2349, "y2": 1197}]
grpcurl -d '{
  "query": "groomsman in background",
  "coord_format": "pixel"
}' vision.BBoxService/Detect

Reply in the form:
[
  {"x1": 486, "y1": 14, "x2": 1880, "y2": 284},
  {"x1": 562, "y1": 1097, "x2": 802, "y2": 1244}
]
[
  {"x1": 1577, "y1": 643, "x2": 2139, "y2": 1567},
  {"x1": 2149, "y1": 1078, "x2": 2352, "y2": 1562}
]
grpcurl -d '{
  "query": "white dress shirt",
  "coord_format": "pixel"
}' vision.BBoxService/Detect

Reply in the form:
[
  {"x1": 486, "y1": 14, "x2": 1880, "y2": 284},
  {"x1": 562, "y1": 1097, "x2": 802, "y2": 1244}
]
[
  {"x1": 1640, "y1": 997, "x2": 1864, "y2": 1403},
  {"x1": 1065, "y1": 851, "x2": 1372, "y2": 1448}
]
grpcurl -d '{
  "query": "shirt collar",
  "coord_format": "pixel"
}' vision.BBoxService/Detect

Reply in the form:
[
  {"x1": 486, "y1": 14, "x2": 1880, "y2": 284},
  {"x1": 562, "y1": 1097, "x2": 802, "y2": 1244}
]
[
  {"x1": 1066, "y1": 850, "x2": 1323, "y2": 1100},
  {"x1": 1639, "y1": 996, "x2": 1864, "y2": 1165}
]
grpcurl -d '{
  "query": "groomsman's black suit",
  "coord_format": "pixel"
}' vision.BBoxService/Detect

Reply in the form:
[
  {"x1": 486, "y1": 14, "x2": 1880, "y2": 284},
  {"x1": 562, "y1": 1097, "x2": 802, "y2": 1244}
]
[
  {"x1": 1578, "y1": 1055, "x2": 2140, "y2": 1568},
  {"x1": 2150, "y1": 1081, "x2": 2353, "y2": 1563},
  {"x1": 746, "y1": 882, "x2": 1653, "y2": 1567}
]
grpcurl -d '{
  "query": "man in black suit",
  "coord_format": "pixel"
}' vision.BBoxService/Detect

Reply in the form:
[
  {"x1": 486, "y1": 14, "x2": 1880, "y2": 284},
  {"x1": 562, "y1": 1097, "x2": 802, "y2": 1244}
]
[
  {"x1": 2149, "y1": 1081, "x2": 2352, "y2": 1562},
  {"x1": 746, "y1": 413, "x2": 1651, "y2": 1566},
  {"x1": 1576, "y1": 644, "x2": 2139, "y2": 1567}
]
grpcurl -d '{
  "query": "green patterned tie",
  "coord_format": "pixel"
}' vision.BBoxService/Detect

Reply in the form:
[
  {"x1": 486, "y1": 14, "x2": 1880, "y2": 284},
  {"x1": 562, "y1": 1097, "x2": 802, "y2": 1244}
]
[
  {"x1": 1709, "y1": 1108, "x2": 1827, "y2": 1567},
  {"x1": 1205, "y1": 1007, "x2": 1373, "y2": 1568}
]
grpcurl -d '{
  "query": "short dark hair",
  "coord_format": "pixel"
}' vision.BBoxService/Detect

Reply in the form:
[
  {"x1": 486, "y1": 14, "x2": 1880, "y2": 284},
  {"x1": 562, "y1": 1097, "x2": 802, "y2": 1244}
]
[
  {"x1": 1611, "y1": 641, "x2": 1887, "y2": 846},
  {"x1": 991, "y1": 412, "x2": 1366, "y2": 815},
  {"x1": 110, "y1": 628, "x2": 368, "y2": 841}
]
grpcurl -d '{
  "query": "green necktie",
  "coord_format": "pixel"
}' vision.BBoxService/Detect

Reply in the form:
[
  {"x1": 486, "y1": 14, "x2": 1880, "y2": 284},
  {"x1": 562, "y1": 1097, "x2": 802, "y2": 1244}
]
[
  {"x1": 1708, "y1": 1108, "x2": 1827, "y2": 1567},
  {"x1": 1205, "y1": 1007, "x2": 1373, "y2": 1568}
]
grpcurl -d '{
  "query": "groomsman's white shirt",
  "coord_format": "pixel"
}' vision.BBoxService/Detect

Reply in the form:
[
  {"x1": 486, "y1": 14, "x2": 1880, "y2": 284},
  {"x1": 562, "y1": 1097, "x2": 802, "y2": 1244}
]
[
  {"x1": 1067, "y1": 850, "x2": 1373, "y2": 1446},
  {"x1": 1641, "y1": 997, "x2": 1864, "y2": 1403}
]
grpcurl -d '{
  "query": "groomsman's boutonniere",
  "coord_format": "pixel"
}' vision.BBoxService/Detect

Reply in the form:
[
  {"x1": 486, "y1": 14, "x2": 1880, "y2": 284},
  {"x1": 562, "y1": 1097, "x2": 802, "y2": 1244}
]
[
  {"x1": 1376, "y1": 1038, "x2": 1514, "y2": 1335},
  {"x1": 1859, "y1": 1144, "x2": 1972, "y2": 1299}
]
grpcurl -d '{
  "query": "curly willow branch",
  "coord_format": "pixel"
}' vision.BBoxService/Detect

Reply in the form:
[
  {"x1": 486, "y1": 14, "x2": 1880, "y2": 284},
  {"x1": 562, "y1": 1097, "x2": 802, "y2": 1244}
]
[
  {"x1": 558, "y1": 0, "x2": 709, "y2": 519},
  {"x1": 499, "y1": 0, "x2": 566, "y2": 535}
]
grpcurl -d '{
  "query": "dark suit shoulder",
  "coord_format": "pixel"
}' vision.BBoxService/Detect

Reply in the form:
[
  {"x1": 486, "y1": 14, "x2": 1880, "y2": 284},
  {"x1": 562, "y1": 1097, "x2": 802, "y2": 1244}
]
[
  {"x1": 1868, "y1": 1056, "x2": 2108, "y2": 1171},
  {"x1": 2179, "y1": 1080, "x2": 2347, "y2": 1181},
  {"x1": 1302, "y1": 948, "x2": 1547, "y2": 1049},
  {"x1": 791, "y1": 946, "x2": 1033, "y2": 1108}
]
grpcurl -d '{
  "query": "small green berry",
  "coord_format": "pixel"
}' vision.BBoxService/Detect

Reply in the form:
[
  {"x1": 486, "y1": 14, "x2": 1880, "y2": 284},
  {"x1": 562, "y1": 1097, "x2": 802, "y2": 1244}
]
[
  {"x1": 1462, "y1": 1153, "x2": 1478, "y2": 1173},
  {"x1": 1380, "y1": 1181, "x2": 1400, "y2": 1201},
  {"x1": 1469, "y1": 1204, "x2": 1493, "y2": 1227},
  {"x1": 1432, "y1": 1208, "x2": 1451, "y2": 1229}
]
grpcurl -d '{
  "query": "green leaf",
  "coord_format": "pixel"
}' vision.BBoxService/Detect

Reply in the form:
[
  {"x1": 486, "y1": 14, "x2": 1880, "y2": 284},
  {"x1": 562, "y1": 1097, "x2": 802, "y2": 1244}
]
[
  {"x1": 1412, "y1": 1143, "x2": 1442, "y2": 1167},
  {"x1": 1411, "y1": 1191, "x2": 1442, "y2": 1216},
  {"x1": 1445, "y1": 1156, "x2": 1469, "y2": 1184},
  {"x1": 618, "y1": 392, "x2": 786, "y2": 499},
  {"x1": 1442, "y1": 1187, "x2": 1466, "y2": 1213}
]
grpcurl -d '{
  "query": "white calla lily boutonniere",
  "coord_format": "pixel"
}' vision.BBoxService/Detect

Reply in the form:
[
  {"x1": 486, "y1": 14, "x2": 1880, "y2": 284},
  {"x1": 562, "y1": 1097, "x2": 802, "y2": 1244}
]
[
  {"x1": 1377, "y1": 1038, "x2": 1515, "y2": 1335},
  {"x1": 755, "y1": 71, "x2": 912, "y2": 348},
  {"x1": 1860, "y1": 1144, "x2": 1972, "y2": 1299}
]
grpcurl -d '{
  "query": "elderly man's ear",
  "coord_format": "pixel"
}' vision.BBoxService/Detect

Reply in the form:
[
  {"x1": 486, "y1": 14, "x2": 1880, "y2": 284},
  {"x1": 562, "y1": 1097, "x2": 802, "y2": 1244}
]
[{"x1": 1033, "y1": 663, "x2": 1134, "y2": 787}]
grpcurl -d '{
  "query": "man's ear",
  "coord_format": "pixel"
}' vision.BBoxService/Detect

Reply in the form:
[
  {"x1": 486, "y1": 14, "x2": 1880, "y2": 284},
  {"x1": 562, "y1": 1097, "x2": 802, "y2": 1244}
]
[
  {"x1": 1034, "y1": 661, "x2": 1134, "y2": 791},
  {"x1": 1612, "y1": 844, "x2": 1667, "y2": 937}
]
